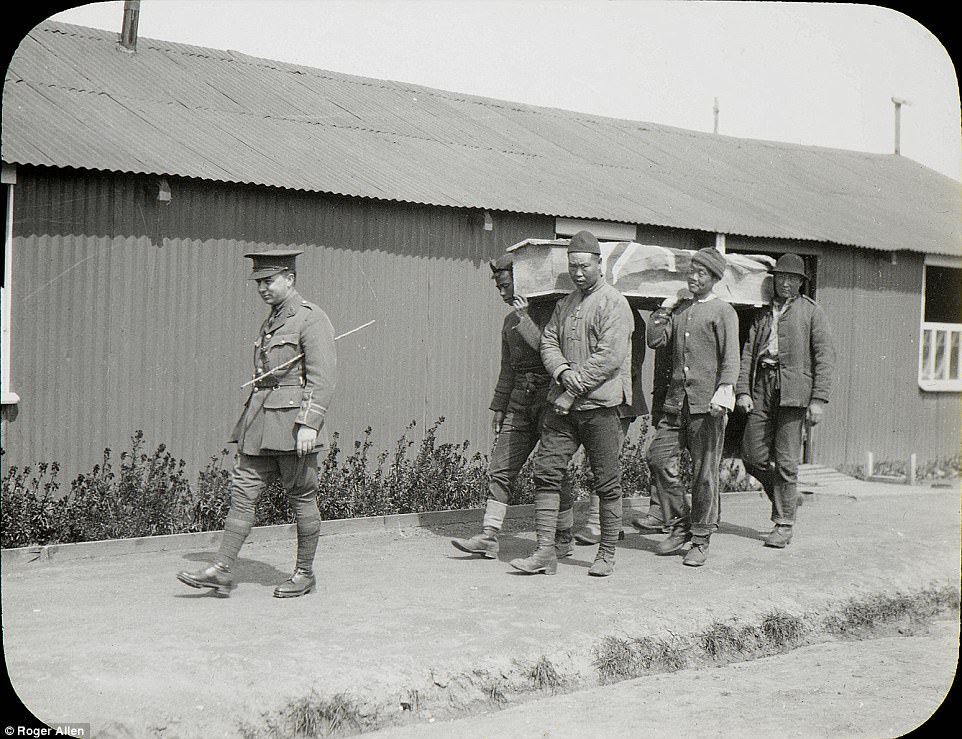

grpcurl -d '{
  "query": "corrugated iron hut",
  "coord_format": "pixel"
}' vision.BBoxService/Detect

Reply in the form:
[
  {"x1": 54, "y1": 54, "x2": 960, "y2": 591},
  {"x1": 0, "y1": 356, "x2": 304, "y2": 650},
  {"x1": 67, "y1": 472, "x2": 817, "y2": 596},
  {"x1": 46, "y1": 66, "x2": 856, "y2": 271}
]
[{"x1": 2, "y1": 20, "x2": 959, "y2": 479}]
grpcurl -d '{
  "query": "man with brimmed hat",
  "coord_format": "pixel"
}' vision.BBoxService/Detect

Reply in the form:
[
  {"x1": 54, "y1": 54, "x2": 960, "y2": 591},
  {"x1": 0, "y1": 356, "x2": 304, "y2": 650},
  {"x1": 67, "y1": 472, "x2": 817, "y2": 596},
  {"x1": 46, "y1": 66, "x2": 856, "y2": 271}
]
[
  {"x1": 510, "y1": 230, "x2": 633, "y2": 577},
  {"x1": 177, "y1": 249, "x2": 336, "y2": 598},
  {"x1": 450, "y1": 252, "x2": 568, "y2": 560},
  {"x1": 644, "y1": 246, "x2": 740, "y2": 567},
  {"x1": 736, "y1": 253, "x2": 836, "y2": 549}
]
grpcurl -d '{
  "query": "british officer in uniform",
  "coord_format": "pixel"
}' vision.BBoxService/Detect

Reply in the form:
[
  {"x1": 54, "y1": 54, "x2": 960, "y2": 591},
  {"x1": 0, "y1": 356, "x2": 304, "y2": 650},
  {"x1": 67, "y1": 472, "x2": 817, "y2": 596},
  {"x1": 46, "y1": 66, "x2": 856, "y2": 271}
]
[{"x1": 177, "y1": 249, "x2": 336, "y2": 598}]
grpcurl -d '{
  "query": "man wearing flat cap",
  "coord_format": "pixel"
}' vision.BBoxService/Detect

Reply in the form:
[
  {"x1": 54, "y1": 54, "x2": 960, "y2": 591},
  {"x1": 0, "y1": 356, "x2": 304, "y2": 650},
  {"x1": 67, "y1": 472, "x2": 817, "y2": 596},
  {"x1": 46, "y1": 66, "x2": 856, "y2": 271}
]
[
  {"x1": 736, "y1": 253, "x2": 836, "y2": 548},
  {"x1": 451, "y1": 253, "x2": 569, "y2": 560},
  {"x1": 645, "y1": 246, "x2": 740, "y2": 567},
  {"x1": 178, "y1": 249, "x2": 336, "y2": 597},
  {"x1": 510, "y1": 230, "x2": 633, "y2": 577}
]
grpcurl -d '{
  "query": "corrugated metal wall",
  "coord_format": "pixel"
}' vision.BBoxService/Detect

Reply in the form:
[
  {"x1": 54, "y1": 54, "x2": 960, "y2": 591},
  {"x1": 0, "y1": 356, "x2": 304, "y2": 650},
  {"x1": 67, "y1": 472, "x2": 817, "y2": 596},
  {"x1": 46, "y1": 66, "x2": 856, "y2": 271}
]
[
  {"x1": 4, "y1": 168, "x2": 957, "y2": 480},
  {"x1": 816, "y1": 247, "x2": 961, "y2": 468},
  {"x1": 4, "y1": 168, "x2": 554, "y2": 479}
]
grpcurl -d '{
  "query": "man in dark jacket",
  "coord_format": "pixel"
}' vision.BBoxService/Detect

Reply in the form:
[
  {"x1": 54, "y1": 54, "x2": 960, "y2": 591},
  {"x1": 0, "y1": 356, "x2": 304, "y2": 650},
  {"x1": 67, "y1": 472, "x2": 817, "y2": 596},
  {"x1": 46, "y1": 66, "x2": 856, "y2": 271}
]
[
  {"x1": 177, "y1": 250, "x2": 336, "y2": 597},
  {"x1": 646, "y1": 247, "x2": 740, "y2": 567},
  {"x1": 451, "y1": 253, "x2": 565, "y2": 559},
  {"x1": 736, "y1": 253, "x2": 836, "y2": 548}
]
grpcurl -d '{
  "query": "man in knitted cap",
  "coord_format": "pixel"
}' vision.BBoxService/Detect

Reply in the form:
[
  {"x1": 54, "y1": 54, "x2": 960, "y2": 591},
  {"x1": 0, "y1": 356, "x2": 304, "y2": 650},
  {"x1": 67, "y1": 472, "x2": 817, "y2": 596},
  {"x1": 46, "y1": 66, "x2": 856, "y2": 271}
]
[
  {"x1": 736, "y1": 253, "x2": 836, "y2": 548},
  {"x1": 177, "y1": 250, "x2": 336, "y2": 597},
  {"x1": 510, "y1": 230, "x2": 633, "y2": 577},
  {"x1": 451, "y1": 253, "x2": 570, "y2": 560},
  {"x1": 644, "y1": 246, "x2": 739, "y2": 566}
]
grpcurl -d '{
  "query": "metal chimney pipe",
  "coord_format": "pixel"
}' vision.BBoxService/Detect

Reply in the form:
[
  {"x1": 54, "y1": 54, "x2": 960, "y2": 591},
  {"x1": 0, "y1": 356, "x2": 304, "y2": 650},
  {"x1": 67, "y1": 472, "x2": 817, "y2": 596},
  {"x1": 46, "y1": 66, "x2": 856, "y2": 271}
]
[
  {"x1": 891, "y1": 96, "x2": 911, "y2": 155},
  {"x1": 120, "y1": 0, "x2": 141, "y2": 51}
]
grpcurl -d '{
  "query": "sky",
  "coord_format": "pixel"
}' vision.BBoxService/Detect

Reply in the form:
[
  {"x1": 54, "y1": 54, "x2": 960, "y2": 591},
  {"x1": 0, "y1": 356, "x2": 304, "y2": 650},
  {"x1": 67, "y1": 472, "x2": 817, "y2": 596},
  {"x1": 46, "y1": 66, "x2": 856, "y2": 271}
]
[{"x1": 20, "y1": 1, "x2": 962, "y2": 181}]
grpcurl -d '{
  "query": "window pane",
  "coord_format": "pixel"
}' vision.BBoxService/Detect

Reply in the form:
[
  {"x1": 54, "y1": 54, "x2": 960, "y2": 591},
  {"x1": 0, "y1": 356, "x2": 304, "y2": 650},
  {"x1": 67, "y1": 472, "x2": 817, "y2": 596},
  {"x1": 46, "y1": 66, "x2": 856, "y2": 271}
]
[
  {"x1": 921, "y1": 329, "x2": 932, "y2": 380},
  {"x1": 952, "y1": 331, "x2": 961, "y2": 381},
  {"x1": 924, "y1": 266, "x2": 962, "y2": 323},
  {"x1": 934, "y1": 331, "x2": 947, "y2": 380}
]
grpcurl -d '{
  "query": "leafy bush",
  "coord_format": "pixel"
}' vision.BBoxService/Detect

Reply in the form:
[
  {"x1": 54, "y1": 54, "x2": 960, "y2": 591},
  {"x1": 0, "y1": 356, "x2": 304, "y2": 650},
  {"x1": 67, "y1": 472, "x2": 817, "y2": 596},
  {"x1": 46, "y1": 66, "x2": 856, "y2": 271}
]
[
  {"x1": 2, "y1": 414, "x2": 762, "y2": 548},
  {"x1": 0, "y1": 460, "x2": 63, "y2": 548},
  {"x1": 58, "y1": 432, "x2": 194, "y2": 542}
]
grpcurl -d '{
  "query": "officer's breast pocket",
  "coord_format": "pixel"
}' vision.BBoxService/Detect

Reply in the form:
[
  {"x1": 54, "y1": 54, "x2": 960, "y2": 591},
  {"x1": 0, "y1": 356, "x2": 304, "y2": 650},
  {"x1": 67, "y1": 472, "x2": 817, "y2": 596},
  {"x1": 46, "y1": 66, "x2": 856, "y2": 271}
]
[{"x1": 265, "y1": 333, "x2": 301, "y2": 367}]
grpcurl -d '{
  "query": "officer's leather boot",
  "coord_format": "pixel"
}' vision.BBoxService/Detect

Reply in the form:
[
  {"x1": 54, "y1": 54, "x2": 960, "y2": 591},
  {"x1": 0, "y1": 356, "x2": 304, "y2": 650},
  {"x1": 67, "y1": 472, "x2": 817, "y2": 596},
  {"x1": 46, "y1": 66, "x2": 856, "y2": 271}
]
[
  {"x1": 273, "y1": 568, "x2": 316, "y2": 598},
  {"x1": 176, "y1": 562, "x2": 234, "y2": 596},
  {"x1": 510, "y1": 493, "x2": 558, "y2": 575},
  {"x1": 451, "y1": 500, "x2": 507, "y2": 558}
]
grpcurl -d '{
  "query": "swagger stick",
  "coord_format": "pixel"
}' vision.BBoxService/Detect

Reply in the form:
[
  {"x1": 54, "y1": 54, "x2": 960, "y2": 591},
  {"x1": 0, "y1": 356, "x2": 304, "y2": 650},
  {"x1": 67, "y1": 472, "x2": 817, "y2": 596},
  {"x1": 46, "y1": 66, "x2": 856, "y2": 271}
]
[{"x1": 240, "y1": 319, "x2": 376, "y2": 388}]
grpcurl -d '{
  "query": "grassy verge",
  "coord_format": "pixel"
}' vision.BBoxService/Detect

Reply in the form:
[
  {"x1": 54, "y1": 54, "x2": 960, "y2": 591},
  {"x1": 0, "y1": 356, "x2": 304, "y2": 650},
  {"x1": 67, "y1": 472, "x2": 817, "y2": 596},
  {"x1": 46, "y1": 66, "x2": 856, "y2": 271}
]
[{"x1": 237, "y1": 583, "x2": 959, "y2": 738}]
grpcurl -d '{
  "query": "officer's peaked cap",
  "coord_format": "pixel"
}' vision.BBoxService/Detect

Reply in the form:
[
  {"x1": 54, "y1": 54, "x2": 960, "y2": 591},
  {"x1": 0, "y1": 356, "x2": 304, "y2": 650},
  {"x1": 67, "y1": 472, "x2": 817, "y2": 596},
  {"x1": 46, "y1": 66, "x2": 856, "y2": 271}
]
[{"x1": 245, "y1": 250, "x2": 303, "y2": 280}]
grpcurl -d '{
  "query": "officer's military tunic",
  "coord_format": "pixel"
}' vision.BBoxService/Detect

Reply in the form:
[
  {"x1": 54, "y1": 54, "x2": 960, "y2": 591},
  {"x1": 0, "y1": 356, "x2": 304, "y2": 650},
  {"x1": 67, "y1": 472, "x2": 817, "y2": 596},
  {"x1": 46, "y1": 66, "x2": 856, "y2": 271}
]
[{"x1": 230, "y1": 290, "x2": 336, "y2": 455}]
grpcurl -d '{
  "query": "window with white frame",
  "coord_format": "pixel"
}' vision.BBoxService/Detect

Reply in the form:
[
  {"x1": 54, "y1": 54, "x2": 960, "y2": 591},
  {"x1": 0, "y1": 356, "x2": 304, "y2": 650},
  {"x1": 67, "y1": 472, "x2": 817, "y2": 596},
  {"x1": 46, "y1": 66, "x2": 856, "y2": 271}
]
[{"x1": 919, "y1": 258, "x2": 962, "y2": 392}]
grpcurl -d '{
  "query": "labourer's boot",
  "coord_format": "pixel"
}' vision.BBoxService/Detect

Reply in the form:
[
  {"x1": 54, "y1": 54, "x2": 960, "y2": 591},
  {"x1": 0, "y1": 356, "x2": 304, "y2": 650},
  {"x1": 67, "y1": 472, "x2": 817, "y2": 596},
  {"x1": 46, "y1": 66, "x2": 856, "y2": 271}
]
[
  {"x1": 273, "y1": 568, "x2": 316, "y2": 598},
  {"x1": 764, "y1": 524, "x2": 793, "y2": 549},
  {"x1": 451, "y1": 500, "x2": 507, "y2": 559},
  {"x1": 575, "y1": 495, "x2": 626, "y2": 544},
  {"x1": 574, "y1": 494, "x2": 602, "y2": 544},
  {"x1": 588, "y1": 551, "x2": 615, "y2": 577},
  {"x1": 555, "y1": 508, "x2": 575, "y2": 558},
  {"x1": 510, "y1": 494, "x2": 559, "y2": 575},
  {"x1": 588, "y1": 496, "x2": 622, "y2": 577},
  {"x1": 630, "y1": 512, "x2": 667, "y2": 534},
  {"x1": 683, "y1": 537, "x2": 709, "y2": 567},
  {"x1": 654, "y1": 527, "x2": 690, "y2": 555},
  {"x1": 176, "y1": 562, "x2": 234, "y2": 597}
]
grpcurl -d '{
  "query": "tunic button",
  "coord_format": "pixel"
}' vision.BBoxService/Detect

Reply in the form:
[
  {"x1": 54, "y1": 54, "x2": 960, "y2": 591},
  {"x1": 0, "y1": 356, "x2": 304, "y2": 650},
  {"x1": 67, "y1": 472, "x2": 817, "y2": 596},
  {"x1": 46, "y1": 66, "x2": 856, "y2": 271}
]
[{"x1": 684, "y1": 367, "x2": 690, "y2": 373}]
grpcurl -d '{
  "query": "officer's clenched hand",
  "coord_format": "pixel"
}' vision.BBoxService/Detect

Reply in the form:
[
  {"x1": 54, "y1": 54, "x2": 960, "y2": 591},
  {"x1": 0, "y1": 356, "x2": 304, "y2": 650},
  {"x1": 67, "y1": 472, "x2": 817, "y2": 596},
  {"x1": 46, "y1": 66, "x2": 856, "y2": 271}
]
[
  {"x1": 295, "y1": 425, "x2": 318, "y2": 457},
  {"x1": 806, "y1": 400, "x2": 825, "y2": 426},
  {"x1": 492, "y1": 410, "x2": 506, "y2": 435},
  {"x1": 736, "y1": 394, "x2": 754, "y2": 414}
]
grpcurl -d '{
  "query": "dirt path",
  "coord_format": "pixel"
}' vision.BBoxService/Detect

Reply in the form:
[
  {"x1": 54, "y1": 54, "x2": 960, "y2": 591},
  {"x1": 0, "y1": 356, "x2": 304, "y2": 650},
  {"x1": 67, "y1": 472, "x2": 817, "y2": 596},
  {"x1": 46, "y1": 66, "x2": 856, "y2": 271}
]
[
  {"x1": 365, "y1": 620, "x2": 959, "y2": 739},
  {"x1": 2, "y1": 487, "x2": 958, "y2": 738}
]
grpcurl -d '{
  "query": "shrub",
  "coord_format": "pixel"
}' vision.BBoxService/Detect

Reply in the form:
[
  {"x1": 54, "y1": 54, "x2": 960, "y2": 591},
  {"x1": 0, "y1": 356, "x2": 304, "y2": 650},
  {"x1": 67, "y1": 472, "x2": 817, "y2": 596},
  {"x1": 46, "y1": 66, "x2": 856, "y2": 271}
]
[
  {"x1": 60, "y1": 432, "x2": 194, "y2": 542},
  {"x1": 2, "y1": 414, "x2": 766, "y2": 548},
  {"x1": 0, "y1": 458, "x2": 62, "y2": 548}
]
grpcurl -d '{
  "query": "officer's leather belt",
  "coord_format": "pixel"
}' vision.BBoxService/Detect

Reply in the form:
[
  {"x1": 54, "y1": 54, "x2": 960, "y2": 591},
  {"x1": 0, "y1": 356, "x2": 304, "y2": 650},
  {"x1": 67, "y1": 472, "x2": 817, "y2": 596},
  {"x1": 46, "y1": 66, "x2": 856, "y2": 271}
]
[{"x1": 253, "y1": 381, "x2": 302, "y2": 390}]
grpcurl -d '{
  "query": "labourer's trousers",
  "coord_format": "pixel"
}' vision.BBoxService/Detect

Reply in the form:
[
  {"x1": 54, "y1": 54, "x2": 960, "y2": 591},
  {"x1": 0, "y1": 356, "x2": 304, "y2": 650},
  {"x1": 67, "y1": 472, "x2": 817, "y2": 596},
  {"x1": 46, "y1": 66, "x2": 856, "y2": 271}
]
[
  {"x1": 741, "y1": 363, "x2": 806, "y2": 526},
  {"x1": 648, "y1": 398, "x2": 726, "y2": 542}
]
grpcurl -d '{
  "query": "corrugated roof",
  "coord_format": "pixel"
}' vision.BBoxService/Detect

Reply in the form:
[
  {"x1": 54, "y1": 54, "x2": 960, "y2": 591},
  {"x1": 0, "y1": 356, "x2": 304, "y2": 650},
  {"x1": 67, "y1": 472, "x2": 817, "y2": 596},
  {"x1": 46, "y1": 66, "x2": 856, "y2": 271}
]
[{"x1": 3, "y1": 20, "x2": 960, "y2": 255}]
